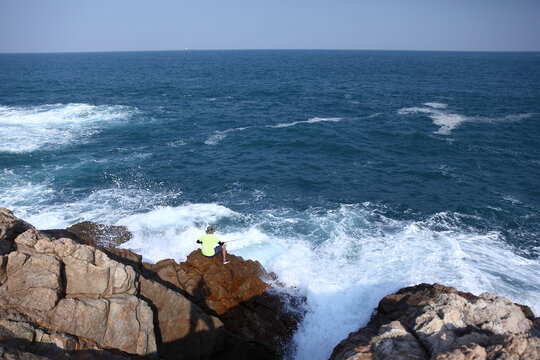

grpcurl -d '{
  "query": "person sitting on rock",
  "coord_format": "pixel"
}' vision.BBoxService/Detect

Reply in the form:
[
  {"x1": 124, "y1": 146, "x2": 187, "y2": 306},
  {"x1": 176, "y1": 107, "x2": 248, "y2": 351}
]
[{"x1": 196, "y1": 226, "x2": 230, "y2": 264}]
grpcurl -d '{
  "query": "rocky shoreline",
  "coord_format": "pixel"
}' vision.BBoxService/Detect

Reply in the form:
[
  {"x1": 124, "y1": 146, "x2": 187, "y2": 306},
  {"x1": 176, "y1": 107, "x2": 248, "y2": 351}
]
[{"x1": 1, "y1": 207, "x2": 538, "y2": 359}]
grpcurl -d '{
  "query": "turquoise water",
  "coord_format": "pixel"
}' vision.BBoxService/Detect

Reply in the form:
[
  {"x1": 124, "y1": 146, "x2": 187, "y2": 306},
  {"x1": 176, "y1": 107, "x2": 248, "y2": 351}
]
[{"x1": 1, "y1": 50, "x2": 539, "y2": 359}]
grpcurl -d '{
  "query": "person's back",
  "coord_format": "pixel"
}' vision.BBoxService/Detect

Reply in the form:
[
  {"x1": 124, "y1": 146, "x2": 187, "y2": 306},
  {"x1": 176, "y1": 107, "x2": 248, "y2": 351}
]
[
  {"x1": 199, "y1": 233, "x2": 219, "y2": 257},
  {"x1": 197, "y1": 226, "x2": 230, "y2": 264}
]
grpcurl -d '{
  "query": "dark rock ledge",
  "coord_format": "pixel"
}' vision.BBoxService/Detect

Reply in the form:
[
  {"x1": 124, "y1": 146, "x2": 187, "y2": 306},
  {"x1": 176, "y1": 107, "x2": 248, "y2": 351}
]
[{"x1": 0, "y1": 207, "x2": 304, "y2": 359}]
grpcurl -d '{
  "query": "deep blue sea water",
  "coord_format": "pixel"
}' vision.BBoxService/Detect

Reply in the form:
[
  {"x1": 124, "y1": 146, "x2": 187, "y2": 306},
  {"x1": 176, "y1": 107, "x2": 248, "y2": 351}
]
[{"x1": 1, "y1": 50, "x2": 539, "y2": 359}]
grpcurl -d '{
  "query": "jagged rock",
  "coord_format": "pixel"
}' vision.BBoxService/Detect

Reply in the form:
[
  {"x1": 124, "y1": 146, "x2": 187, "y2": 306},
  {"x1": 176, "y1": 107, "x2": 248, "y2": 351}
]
[
  {"x1": 41, "y1": 295, "x2": 156, "y2": 356},
  {"x1": 0, "y1": 209, "x2": 303, "y2": 359},
  {"x1": 29, "y1": 234, "x2": 138, "y2": 297},
  {"x1": 0, "y1": 208, "x2": 32, "y2": 255},
  {"x1": 0, "y1": 250, "x2": 62, "y2": 312},
  {"x1": 66, "y1": 221, "x2": 132, "y2": 248},
  {"x1": 144, "y1": 250, "x2": 304, "y2": 355},
  {"x1": 139, "y1": 276, "x2": 225, "y2": 359},
  {"x1": 0, "y1": 307, "x2": 93, "y2": 352},
  {"x1": 330, "y1": 283, "x2": 540, "y2": 360}
]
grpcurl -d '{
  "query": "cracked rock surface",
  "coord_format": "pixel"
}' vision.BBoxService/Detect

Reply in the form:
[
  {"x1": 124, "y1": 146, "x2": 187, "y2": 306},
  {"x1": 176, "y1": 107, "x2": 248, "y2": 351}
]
[{"x1": 330, "y1": 283, "x2": 539, "y2": 360}]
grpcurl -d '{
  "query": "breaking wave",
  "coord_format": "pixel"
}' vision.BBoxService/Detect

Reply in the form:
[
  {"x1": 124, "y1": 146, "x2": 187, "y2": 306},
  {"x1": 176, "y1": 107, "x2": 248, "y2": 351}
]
[
  {"x1": 3, "y1": 182, "x2": 539, "y2": 360},
  {"x1": 0, "y1": 103, "x2": 136, "y2": 153}
]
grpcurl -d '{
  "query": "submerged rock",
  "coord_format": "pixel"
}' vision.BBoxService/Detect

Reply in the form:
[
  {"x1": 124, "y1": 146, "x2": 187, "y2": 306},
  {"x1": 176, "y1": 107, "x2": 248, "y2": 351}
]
[
  {"x1": 66, "y1": 221, "x2": 132, "y2": 248},
  {"x1": 330, "y1": 283, "x2": 539, "y2": 360}
]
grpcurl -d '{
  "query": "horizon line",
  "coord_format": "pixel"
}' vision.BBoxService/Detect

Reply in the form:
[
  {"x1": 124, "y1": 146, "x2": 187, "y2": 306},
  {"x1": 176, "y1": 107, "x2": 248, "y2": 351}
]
[{"x1": 1, "y1": 48, "x2": 540, "y2": 55}]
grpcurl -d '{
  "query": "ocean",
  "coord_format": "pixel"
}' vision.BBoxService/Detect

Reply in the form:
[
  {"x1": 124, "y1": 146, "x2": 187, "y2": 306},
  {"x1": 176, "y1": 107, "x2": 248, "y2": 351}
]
[{"x1": 1, "y1": 50, "x2": 539, "y2": 359}]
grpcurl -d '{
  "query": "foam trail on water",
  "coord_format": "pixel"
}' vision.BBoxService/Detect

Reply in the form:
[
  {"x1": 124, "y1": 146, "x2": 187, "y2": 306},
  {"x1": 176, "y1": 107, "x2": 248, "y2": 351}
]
[
  {"x1": 113, "y1": 202, "x2": 540, "y2": 360},
  {"x1": 0, "y1": 103, "x2": 136, "y2": 153},
  {"x1": 424, "y1": 102, "x2": 448, "y2": 109},
  {"x1": 204, "y1": 127, "x2": 248, "y2": 145},
  {"x1": 268, "y1": 117, "x2": 343, "y2": 128},
  {"x1": 398, "y1": 103, "x2": 533, "y2": 135}
]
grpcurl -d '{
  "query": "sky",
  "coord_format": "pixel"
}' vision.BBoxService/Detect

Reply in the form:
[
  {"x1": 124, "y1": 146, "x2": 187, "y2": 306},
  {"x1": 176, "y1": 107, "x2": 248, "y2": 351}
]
[{"x1": 1, "y1": 0, "x2": 539, "y2": 53}]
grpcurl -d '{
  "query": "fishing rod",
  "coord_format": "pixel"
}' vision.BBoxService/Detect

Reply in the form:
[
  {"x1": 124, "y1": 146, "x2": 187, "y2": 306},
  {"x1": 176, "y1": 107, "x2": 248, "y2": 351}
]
[{"x1": 224, "y1": 238, "x2": 243, "y2": 243}]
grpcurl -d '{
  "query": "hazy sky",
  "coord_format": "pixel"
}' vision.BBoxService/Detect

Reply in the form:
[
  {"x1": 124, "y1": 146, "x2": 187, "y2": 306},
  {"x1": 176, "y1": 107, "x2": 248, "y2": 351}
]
[{"x1": 1, "y1": 0, "x2": 539, "y2": 52}]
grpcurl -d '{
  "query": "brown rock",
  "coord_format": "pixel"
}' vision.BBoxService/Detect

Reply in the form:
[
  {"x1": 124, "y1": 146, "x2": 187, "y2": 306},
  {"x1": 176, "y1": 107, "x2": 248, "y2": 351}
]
[
  {"x1": 44, "y1": 295, "x2": 157, "y2": 356},
  {"x1": 0, "y1": 307, "x2": 93, "y2": 353},
  {"x1": 0, "y1": 256, "x2": 7, "y2": 284},
  {"x1": 0, "y1": 250, "x2": 62, "y2": 312},
  {"x1": 106, "y1": 248, "x2": 143, "y2": 269},
  {"x1": 0, "y1": 208, "x2": 33, "y2": 255},
  {"x1": 139, "y1": 276, "x2": 225, "y2": 359},
  {"x1": 0, "y1": 209, "x2": 304, "y2": 359},
  {"x1": 173, "y1": 251, "x2": 270, "y2": 315},
  {"x1": 144, "y1": 250, "x2": 304, "y2": 356},
  {"x1": 29, "y1": 236, "x2": 138, "y2": 297},
  {"x1": 66, "y1": 221, "x2": 132, "y2": 248},
  {"x1": 370, "y1": 321, "x2": 427, "y2": 360}
]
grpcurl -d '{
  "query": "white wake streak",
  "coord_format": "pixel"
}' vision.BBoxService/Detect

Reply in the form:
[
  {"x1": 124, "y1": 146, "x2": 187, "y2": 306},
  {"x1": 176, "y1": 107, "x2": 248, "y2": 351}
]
[
  {"x1": 0, "y1": 103, "x2": 135, "y2": 152},
  {"x1": 398, "y1": 102, "x2": 532, "y2": 135},
  {"x1": 268, "y1": 117, "x2": 343, "y2": 128}
]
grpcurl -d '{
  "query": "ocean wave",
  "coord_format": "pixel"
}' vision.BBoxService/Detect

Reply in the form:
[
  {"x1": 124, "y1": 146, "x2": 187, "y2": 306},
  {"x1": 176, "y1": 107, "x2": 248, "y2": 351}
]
[
  {"x1": 204, "y1": 127, "x2": 248, "y2": 145},
  {"x1": 115, "y1": 202, "x2": 540, "y2": 360},
  {"x1": 268, "y1": 117, "x2": 343, "y2": 128},
  {"x1": 398, "y1": 103, "x2": 533, "y2": 135},
  {"x1": 3, "y1": 190, "x2": 539, "y2": 360},
  {"x1": 0, "y1": 103, "x2": 136, "y2": 153}
]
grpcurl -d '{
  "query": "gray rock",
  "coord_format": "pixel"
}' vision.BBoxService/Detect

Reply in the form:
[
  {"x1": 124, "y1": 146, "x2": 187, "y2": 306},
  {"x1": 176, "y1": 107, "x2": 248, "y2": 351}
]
[{"x1": 330, "y1": 283, "x2": 539, "y2": 360}]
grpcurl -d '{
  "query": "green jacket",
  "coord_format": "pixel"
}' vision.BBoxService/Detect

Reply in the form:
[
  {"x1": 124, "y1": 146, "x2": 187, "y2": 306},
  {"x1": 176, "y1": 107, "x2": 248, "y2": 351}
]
[{"x1": 199, "y1": 234, "x2": 219, "y2": 257}]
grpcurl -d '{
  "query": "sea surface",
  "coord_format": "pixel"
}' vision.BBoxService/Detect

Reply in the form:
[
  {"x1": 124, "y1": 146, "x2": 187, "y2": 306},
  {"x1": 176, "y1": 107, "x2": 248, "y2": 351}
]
[{"x1": 1, "y1": 50, "x2": 539, "y2": 359}]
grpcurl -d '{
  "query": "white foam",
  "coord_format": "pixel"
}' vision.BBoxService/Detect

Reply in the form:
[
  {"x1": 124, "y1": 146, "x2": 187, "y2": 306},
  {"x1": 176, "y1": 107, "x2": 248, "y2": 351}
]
[
  {"x1": 204, "y1": 127, "x2": 248, "y2": 145},
  {"x1": 268, "y1": 117, "x2": 342, "y2": 128},
  {"x1": 166, "y1": 139, "x2": 187, "y2": 147},
  {"x1": 398, "y1": 103, "x2": 532, "y2": 135},
  {"x1": 115, "y1": 203, "x2": 540, "y2": 360},
  {"x1": 3, "y1": 191, "x2": 539, "y2": 360},
  {"x1": 431, "y1": 112, "x2": 468, "y2": 135},
  {"x1": 0, "y1": 103, "x2": 136, "y2": 153},
  {"x1": 424, "y1": 102, "x2": 448, "y2": 109}
]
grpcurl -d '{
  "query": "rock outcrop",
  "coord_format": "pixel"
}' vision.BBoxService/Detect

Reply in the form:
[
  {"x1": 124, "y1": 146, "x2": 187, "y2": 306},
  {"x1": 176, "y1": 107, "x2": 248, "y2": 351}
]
[
  {"x1": 144, "y1": 251, "x2": 304, "y2": 355},
  {"x1": 4, "y1": 207, "x2": 537, "y2": 360},
  {"x1": 330, "y1": 283, "x2": 539, "y2": 360},
  {"x1": 0, "y1": 208, "x2": 303, "y2": 359},
  {"x1": 66, "y1": 221, "x2": 132, "y2": 248}
]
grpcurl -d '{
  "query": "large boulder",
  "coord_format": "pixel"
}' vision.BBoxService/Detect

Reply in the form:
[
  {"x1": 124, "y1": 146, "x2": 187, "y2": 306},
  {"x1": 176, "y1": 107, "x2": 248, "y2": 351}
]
[
  {"x1": 330, "y1": 283, "x2": 540, "y2": 360},
  {"x1": 0, "y1": 210, "x2": 241, "y2": 359},
  {"x1": 0, "y1": 227, "x2": 158, "y2": 357},
  {"x1": 66, "y1": 221, "x2": 132, "y2": 248},
  {"x1": 144, "y1": 250, "x2": 304, "y2": 356}
]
